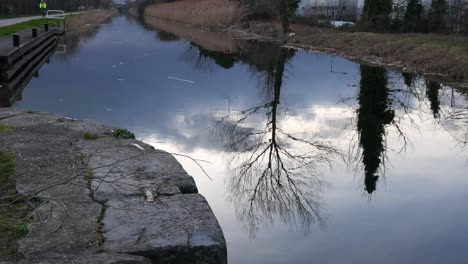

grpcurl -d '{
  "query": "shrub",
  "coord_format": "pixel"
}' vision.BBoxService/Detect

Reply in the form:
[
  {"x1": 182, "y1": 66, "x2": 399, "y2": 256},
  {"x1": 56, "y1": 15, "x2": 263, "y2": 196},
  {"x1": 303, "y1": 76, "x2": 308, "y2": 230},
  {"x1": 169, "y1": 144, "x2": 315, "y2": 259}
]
[{"x1": 111, "y1": 129, "x2": 135, "y2": 139}]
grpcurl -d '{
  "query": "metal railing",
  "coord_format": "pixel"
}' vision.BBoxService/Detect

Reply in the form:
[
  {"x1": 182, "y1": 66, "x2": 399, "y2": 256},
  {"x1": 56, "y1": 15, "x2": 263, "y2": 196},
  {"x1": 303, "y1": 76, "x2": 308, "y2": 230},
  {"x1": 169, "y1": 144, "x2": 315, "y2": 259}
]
[{"x1": 46, "y1": 10, "x2": 66, "y2": 29}]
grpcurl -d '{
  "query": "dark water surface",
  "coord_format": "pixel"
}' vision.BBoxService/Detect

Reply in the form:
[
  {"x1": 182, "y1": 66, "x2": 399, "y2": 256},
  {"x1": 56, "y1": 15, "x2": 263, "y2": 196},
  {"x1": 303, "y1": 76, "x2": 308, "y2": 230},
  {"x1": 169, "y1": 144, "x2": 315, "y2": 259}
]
[{"x1": 5, "y1": 15, "x2": 468, "y2": 263}]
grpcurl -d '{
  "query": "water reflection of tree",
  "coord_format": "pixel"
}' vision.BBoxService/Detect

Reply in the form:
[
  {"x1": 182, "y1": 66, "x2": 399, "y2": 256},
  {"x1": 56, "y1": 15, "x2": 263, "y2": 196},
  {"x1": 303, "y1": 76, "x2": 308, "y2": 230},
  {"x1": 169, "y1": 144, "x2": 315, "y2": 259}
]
[
  {"x1": 184, "y1": 42, "x2": 238, "y2": 70},
  {"x1": 426, "y1": 80, "x2": 441, "y2": 118},
  {"x1": 214, "y1": 48, "x2": 340, "y2": 234},
  {"x1": 157, "y1": 30, "x2": 181, "y2": 42},
  {"x1": 437, "y1": 85, "x2": 468, "y2": 150},
  {"x1": 355, "y1": 65, "x2": 395, "y2": 194}
]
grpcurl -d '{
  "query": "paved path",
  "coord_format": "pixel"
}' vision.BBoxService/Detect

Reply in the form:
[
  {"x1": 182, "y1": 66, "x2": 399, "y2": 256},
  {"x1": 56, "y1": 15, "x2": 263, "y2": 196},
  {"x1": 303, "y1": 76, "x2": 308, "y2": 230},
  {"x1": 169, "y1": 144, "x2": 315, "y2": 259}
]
[
  {"x1": 0, "y1": 16, "x2": 43, "y2": 27},
  {"x1": 0, "y1": 12, "x2": 84, "y2": 27}
]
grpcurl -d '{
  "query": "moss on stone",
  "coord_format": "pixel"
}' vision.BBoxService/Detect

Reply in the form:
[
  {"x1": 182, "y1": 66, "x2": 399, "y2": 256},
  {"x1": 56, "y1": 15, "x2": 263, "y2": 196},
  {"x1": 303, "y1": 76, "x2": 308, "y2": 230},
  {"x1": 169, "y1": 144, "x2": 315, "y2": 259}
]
[
  {"x1": 0, "y1": 124, "x2": 11, "y2": 133},
  {"x1": 82, "y1": 132, "x2": 99, "y2": 140}
]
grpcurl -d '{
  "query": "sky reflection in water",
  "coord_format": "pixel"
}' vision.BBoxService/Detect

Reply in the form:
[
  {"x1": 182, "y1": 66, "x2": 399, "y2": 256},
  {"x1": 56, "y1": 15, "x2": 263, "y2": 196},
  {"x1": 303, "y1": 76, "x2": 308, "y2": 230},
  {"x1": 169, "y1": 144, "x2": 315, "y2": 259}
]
[{"x1": 7, "y1": 15, "x2": 468, "y2": 264}]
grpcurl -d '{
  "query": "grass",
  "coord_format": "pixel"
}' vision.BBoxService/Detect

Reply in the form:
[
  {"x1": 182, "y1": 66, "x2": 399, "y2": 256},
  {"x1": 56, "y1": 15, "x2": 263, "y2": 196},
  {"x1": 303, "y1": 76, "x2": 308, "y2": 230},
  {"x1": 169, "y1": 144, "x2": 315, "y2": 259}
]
[
  {"x1": 96, "y1": 201, "x2": 106, "y2": 248},
  {"x1": 0, "y1": 18, "x2": 62, "y2": 38},
  {"x1": 82, "y1": 132, "x2": 99, "y2": 140},
  {"x1": 145, "y1": 0, "x2": 245, "y2": 27},
  {"x1": 0, "y1": 149, "x2": 30, "y2": 259},
  {"x1": 14, "y1": 223, "x2": 28, "y2": 239},
  {"x1": 0, "y1": 150, "x2": 15, "y2": 184},
  {"x1": 111, "y1": 129, "x2": 135, "y2": 139},
  {"x1": 0, "y1": 124, "x2": 12, "y2": 133},
  {"x1": 247, "y1": 22, "x2": 468, "y2": 80},
  {"x1": 85, "y1": 168, "x2": 94, "y2": 181}
]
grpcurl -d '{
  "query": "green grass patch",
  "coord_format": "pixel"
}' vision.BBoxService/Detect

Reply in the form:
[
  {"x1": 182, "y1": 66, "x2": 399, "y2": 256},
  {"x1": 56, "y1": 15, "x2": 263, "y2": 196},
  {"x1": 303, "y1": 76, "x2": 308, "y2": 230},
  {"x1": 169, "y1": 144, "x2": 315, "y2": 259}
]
[
  {"x1": 111, "y1": 129, "x2": 135, "y2": 139},
  {"x1": 0, "y1": 124, "x2": 12, "y2": 133},
  {"x1": 0, "y1": 149, "x2": 29, "y2": 259},
  {"x1": 14, "y1": 223, "x2": 28, "y2": 239},
  {"x1": 0, "y1": 151, "x2": 15, "y2": 184},
  {"x1": 0, "y1": 18, "x2": 62, "y2": 38},
  {"x1": 85, "y1": 168, "x2": 94, "y2": 181},
  {"x1": 96, "y1": 205, "x2": 106, "y2": 248},
  {"x1": 82, "y1": 132, "x2": 99, "y2": 140}
]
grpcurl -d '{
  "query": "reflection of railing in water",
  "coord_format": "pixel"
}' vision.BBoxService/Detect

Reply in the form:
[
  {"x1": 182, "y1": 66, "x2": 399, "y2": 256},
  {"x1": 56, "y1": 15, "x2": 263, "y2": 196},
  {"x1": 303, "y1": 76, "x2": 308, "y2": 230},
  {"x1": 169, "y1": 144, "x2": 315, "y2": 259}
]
[{"x1": 0, "y1": 30, "x2": 62, "y2": 107}]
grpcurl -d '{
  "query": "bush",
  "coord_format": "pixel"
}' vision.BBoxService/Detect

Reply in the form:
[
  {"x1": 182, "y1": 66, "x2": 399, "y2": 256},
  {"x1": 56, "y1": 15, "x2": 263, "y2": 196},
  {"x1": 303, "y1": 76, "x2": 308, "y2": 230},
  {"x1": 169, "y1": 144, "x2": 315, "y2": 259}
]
[{"x1": 111, "y1": 129, "x2": 135, "y2": 139}]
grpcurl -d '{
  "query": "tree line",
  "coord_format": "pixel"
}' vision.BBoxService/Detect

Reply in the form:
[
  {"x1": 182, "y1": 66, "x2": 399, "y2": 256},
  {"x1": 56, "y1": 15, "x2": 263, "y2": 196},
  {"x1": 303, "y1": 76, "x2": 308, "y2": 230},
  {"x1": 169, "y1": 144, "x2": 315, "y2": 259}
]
[
  {"x1": 0, "y1": 0, "x2": 112, "y2": 17},
  {"x1": 238, "y1": 0, "x2": 467, "y2": 34},
  {"x1": 361, "y1": 0, "x2": 468, "y2": 33}
]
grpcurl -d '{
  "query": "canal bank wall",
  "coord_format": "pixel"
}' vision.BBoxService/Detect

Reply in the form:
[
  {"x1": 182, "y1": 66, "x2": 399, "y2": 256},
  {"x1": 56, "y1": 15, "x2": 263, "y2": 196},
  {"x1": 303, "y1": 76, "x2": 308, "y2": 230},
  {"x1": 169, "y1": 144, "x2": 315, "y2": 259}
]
[{"x1": 0, "y1": 109, "x2": 227, "y2": 264}]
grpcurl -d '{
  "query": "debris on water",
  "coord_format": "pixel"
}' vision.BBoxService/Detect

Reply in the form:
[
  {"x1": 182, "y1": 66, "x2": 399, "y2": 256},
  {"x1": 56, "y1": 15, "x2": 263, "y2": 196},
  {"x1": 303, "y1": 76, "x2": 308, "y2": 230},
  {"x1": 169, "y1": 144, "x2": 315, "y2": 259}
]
[
  {"x1": 112, "y1": 65, "x2": 117, "y2": 68},
  {"x1": 117, "y1": 78, "x2": 125, "y2": 81},
  {"x1": 106, "y1": 109, "x2": 112, "y2": 111},
  {"x1": 143, "y1": 53, "x2": 149, "y2": 56},
  {"x1": 168, "y1": 77, "x2": 195, "y2": 84},
  {"x1": 58, "y1": 99, "x2": 63, "y2": 102},
  {"x1": 119, "y1": 62, "x2": 125, "y2": 65}
]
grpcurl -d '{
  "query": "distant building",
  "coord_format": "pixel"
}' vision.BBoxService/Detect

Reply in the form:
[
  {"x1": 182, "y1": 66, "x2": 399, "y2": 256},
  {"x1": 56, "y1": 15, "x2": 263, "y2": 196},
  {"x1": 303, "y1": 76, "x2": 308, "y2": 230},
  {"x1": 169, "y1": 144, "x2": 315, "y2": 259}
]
[{"x1": 299, "y1": 0, "x2": 361, "y2": 21}]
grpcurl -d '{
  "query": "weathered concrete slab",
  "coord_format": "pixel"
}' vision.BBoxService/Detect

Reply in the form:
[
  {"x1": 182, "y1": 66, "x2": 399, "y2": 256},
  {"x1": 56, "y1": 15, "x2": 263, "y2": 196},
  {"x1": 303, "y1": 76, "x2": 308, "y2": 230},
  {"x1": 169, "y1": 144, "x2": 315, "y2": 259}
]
[
  {"x1": 77, "y1": 137, "x2": 198, "y2": 202},
  {"x1": 0, "y1": 111, "x2": 101, "y2": 257},
  {"x1": 103, "y1": 194, "x2": 226, "y2": 264},
  {"x1": 0, "y1": 109, "x2": 226, "y2": 264}
]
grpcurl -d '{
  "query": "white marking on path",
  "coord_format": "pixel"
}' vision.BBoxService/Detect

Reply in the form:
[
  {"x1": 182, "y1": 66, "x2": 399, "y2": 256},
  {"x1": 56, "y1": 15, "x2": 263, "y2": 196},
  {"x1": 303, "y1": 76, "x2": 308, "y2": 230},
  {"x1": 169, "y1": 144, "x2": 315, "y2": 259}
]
[{"x1": 168, "y1": 77, "x2": 195, "y2": 84}]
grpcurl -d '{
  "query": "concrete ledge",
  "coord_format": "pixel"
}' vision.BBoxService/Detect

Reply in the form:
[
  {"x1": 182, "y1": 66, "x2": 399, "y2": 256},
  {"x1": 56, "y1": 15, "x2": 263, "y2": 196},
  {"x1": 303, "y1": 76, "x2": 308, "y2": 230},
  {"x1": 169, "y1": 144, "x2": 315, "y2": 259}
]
[{"x1": 0, "y1": 109, "x2": 226, "y2": 264}]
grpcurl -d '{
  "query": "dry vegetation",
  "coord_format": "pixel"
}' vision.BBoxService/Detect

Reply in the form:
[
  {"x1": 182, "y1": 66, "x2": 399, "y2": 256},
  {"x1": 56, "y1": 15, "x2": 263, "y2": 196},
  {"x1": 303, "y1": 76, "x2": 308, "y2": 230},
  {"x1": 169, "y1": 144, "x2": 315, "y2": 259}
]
[
  {"x1": 139, "y1": 0, "x2": 468, "y2": 82},
  {"x1": 240, "y1": 22, "x2": 468, "y2": 81},
  {"x1": 144, "y1": 0, "x2": 245, "y2": 28},
  {"x1": 66, "y1": 9, "x2": 117, "y2": 31},
  {"x1": 145, "y1": 16, "x2": 240, "y2": 53}
]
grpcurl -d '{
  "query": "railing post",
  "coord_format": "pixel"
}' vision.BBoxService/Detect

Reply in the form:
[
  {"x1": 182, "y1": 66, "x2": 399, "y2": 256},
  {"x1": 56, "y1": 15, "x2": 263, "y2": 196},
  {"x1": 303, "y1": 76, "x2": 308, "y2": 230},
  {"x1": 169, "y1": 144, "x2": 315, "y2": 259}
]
[
  {"x1": 44, "y1": 24, "x2": 49, "y2": 32},
  {"x1": 32, "y1": 28, "x2": 38, "y2": 38},
  {"x1": 13, "y1": 34, "x2": 20, "y2": 47}
]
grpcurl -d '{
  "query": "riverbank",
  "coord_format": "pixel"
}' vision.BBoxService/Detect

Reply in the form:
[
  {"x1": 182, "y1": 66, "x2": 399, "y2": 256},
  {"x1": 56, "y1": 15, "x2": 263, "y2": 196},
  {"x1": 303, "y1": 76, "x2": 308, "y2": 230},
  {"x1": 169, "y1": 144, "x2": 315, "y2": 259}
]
[
  {"x1": 0, "y1": 9, "x2": 116, "y2": 37},
  {"x1": 0, "y1": 109, "x2": 226, "y2": 263},
  {"x1": 65, "y1": 9, "x2": 117, "y2": 32},
  {"x1": 142, "y1": 0, "x2": 468, "y2": 82},
  {"x1": 235, "y1": 22, "x2": 468, "y2": 81}
]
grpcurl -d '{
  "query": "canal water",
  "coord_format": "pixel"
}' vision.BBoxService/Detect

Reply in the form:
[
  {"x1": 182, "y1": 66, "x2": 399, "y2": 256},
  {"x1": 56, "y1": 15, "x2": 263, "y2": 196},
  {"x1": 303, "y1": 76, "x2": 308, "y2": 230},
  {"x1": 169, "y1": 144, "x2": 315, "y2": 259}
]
[{"x1": 5, "y1": 15, "x2": 468, "y2": 263}]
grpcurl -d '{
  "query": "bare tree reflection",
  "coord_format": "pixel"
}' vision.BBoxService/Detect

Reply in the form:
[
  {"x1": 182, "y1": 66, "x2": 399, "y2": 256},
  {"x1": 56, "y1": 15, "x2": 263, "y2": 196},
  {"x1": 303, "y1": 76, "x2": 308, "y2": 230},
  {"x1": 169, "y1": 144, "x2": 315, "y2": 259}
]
[
  {"x1": 214, "y1": 48, "x2": 340, "y2": 234},
  {"x1": 437, "y1": 85, "x2": 468, "y2": 150}
]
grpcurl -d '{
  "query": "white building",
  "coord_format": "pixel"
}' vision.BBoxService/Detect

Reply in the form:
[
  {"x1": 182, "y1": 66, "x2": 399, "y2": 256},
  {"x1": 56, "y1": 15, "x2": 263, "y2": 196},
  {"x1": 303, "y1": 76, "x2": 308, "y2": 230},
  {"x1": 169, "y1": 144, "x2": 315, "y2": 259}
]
[{"x1": 299, "y1": 0, "x2": 362, "y2": 20}]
